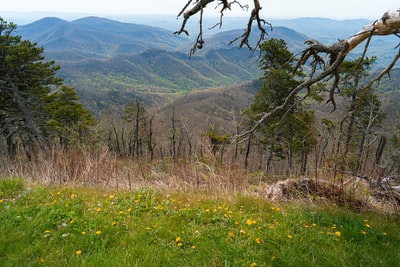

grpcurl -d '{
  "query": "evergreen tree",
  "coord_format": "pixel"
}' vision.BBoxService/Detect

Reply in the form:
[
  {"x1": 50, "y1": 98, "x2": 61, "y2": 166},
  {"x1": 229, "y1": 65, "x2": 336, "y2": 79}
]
[
  {"x1": 247, "y1": 38, "x2": 315, "y2": 173},
  {"x1": 0, "y1": 17, "x2": 95, "y2": 156}
]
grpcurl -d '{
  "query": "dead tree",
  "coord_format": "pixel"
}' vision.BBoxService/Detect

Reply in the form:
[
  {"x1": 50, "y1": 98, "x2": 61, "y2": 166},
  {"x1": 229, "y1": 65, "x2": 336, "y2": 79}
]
[{"x1": 176, "y1": 3, "x2": 400, "y2": 123}]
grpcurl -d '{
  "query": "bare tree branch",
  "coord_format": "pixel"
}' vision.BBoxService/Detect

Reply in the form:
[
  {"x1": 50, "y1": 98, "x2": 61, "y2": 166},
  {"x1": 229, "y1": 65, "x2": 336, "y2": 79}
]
[
  {"x1": 175, "y1": 0, "x2": 269, "y2": 55},
  {"x1": 237, "y1": 7, "x2": 400, "y2": 141}
]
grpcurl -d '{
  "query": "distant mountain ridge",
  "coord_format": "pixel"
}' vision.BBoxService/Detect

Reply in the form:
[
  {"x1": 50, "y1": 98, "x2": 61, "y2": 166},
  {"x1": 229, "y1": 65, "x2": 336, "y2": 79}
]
[
  {"x1": 14, "y1": 16, "x2": 400, "y2": 113},
  {"x1": 17, "y1": 16, "x2": 190, "y2": 61}
]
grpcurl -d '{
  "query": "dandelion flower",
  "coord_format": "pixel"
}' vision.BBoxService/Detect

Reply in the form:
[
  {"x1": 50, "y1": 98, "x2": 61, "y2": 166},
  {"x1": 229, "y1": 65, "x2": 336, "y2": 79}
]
[
  {"x1": 111, "y1": 221, "x2": 117, "y2": 227},
  {"x1": 44, "y1": 230, "x2": 51, "y2": 234},
  {"x1": 39, "y1": 258, "x2": 45, "y2": 263},
  {"x1": 383, "y1": 232, "x2": 387, "y2": 236},
  {"x1": 361, "y1": 231, "x2": 367, "y2": 235},
  {"x1": 96, "y1": 230, "x2": 102, "y2": 235},
  {"x1": 335, "y1": 231, "x2": 341, "y2": 237},
  {"x1": 287, "y1": 235, "x2": 293, "y2": 239},
  {"x1": 127, "y1": 208, "x2": 132, "y2": 213},
  {"x1": 250, "y1": 262, "x2": 257, "y2": 267},
  {"x1": 228, "y1": 232, "x2": 235, "y2": 237},
  {"x1": 365, "y1": 224, "x2": 371, "y2": 228},
  {"x1": 70, "y1": 193, "x2": 77, "y2": 199},
  {"x1": 191, "y1": 245, "x2": 196, "y2": 249},
  {"x1": 56, "y1": 191, "x2": 61, "y2": 195},
  {"x1": 240, "y1": 229, "x2": 246, "y2": 235},
  {"x1": 246, "y1": 219, "x2": 253, "y2": 225},
  {"x1": 109, "y1": 194, "x2": 115, "y2": 200},
  {"x1": 81, "y1": 231, "x2": 87, "y2": 235},
  {"x1": 177, "y1": 243, "x2": 183, "y2": 247},
  {"x1": 95, "y1": 207, "x2": 101, "y2": 212},
  {"x1": 271, "y1": 256, "x2": 276, "y2": 261},
  {"x1": 255, "y1": 237, "x2": 262, "y2": 244},
  {"x1": 175, "y1": 236, "x2": 181, "y2": 242},
  {"x1": 75, "y1": 250, "x2": 82, "y2": 255},
  {"x1": 312, "y1": 223, "x2": 317, "y2": 227}
]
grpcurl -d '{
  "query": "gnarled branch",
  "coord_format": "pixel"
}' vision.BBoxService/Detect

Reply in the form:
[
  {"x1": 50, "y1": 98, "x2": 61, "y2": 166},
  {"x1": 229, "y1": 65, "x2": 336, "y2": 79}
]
[
  {"x1": 238, "y1": 7, "x2": 400, "y2": 140},
  {"x1": 175, "y1": 0, "x2": 268, "y2": 55}
]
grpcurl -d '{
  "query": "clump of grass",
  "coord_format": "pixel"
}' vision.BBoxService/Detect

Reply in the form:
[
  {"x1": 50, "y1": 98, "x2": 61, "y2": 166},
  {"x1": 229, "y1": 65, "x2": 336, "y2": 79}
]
[
  {"x1": 0, "y1": 184, "x2": 399, "y2": 266},
  {"x1": 0, "y1": 177, "x2": 25, "y2": 199}
]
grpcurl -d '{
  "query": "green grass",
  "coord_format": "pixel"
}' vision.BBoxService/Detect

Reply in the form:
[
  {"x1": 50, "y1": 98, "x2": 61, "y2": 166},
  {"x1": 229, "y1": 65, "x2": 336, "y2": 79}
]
[{"x1": 0, "y1": 177, "x2": 399, "y2": 266}]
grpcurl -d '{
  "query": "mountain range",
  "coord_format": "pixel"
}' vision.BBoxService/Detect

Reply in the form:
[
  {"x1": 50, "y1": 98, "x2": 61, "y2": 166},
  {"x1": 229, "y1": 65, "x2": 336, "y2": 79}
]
[{"x1": 14, "y1": 16, "x2": 400, "y2": 113}]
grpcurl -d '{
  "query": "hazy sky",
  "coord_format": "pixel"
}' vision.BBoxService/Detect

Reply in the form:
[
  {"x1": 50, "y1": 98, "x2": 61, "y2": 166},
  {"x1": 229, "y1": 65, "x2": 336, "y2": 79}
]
[{"x1": 1, "y1": 0, "x2": 399, "y2": 20}]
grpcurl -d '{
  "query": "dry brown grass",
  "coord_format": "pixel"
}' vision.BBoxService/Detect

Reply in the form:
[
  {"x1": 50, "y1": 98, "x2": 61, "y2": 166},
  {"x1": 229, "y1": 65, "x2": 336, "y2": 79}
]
[
  {"x1": 1, "y1": 146, "x2": 398, "y2": 214},
  {"x1": 0, "y1": 147, "x2": 249, "y2": 194}
]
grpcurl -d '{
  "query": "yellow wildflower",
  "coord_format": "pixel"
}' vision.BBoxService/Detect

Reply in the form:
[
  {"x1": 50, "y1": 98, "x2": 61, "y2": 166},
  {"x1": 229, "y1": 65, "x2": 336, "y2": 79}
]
[
  {"x1": 96, "y1": 230, "x2": 102, "y2": 235},
  {"x1": 111, "y1": 221, "x2": 117, "y2": 226},
  {"x1": 81, "y1": 231, "x2": 86, "y2": 235},
  {"x1": 246, "y1": 219, "x2": 253, "y2": 225},
  {"x1": 365, "y1": 224, "x2": 371, "y2": 228},
  {"x1": 228, "y1": 232, "x2": 235, "y2": 237},
  {"x1": 287, "y1": 235, "x2": 293, "y2": 239},
  {"x1": 240, "y1": 229, "x2": 246, "y2": 235},
  {"x1": 177, "y1": 243, "x2": 183, "y2": 247},
  {"x1": 39, "y1": 258, "x2": 45, "y2": 263},
  {"x1": 44, "y1": 230, "x2": 51, "y2": 234},
  {"x1": 255, "y1": 237, "x2": 262, "y2": 244},
  {"x1": 75, "y1": 250, "x2": 82, "y2": 255},
  {"x1": 95, "y1": 207, "x2": 101, "y2": 212},
  {"x1": 109, "y1": 194, "x2": 115, "y2": 200},
  {"x1": 335, "y1": 231, "x2": 341, "y2": 237},
  {"x1": 361, "y1": 231, "x2": 367, "y2": 235},
  {"x1": 175, "y1": 236, "x2": 181, "y2": 242},
  {"x1": 250, "y1": 262, "x2": 257, "y2": 267}
]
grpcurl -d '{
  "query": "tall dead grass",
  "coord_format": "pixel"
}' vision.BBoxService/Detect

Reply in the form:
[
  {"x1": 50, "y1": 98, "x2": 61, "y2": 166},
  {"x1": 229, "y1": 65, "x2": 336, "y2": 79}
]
[
  {"x1": 1, "y1": 146, "x2": 398, "y2": 214},
  {"x1": 0, "y1": 146, "x2": 250, "y2": 194}
]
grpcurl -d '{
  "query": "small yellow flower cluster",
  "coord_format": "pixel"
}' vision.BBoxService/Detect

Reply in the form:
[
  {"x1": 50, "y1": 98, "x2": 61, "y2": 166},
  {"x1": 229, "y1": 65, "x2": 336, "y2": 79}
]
[{"x1": 175, "y1": 236, "x2": 183, "y2": 247}]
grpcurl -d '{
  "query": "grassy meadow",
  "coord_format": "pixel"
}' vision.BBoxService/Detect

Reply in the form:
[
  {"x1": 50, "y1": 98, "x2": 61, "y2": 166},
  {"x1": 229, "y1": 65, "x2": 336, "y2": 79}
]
[{"x1": 0, "y1": 177, "x2": 399, "y2": 266}]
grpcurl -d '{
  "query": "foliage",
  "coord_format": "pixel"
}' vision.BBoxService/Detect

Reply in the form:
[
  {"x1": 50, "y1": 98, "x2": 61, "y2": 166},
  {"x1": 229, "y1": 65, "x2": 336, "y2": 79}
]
[
  {"x1": 335, "y1": 57, "x2": 386, "y2": 173},
  {"x1": 0, "y1": 183, "x2": 399, "y2": 266},
  {"x1": 0, "y1": 17, "x2": 95, "y2": 156},
  {"x1": 247, "y1": 38, "x2": 316, "y2": 172}
]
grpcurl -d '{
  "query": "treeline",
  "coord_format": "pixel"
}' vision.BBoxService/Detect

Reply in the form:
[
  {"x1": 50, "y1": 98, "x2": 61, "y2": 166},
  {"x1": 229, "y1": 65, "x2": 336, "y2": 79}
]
[{"x1": 1, "y1": 17, "x2": 400, "y2": 184}]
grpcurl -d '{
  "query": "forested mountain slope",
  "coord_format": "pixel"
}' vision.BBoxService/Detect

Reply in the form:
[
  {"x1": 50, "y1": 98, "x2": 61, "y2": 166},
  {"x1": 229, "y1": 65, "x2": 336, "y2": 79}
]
[{"x1": 17, "y1": 16, "x2": 190, "y2": 61}]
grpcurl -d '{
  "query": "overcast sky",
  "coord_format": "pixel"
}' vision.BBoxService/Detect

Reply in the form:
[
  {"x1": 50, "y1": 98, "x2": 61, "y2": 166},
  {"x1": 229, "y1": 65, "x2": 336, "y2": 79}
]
[{"x1": 1, "y1": 0, "x2": 399, "y2": 20}]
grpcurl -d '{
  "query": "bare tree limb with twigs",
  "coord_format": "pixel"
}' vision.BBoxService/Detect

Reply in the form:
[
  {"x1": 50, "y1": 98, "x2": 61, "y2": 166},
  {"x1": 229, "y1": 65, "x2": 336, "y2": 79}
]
[
  {"x1": 175, "y1": 0, "x2": 268, "y2": 55},
  {"x1": 175, "y1": 3, "x2": 400, "y2": 140}
]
